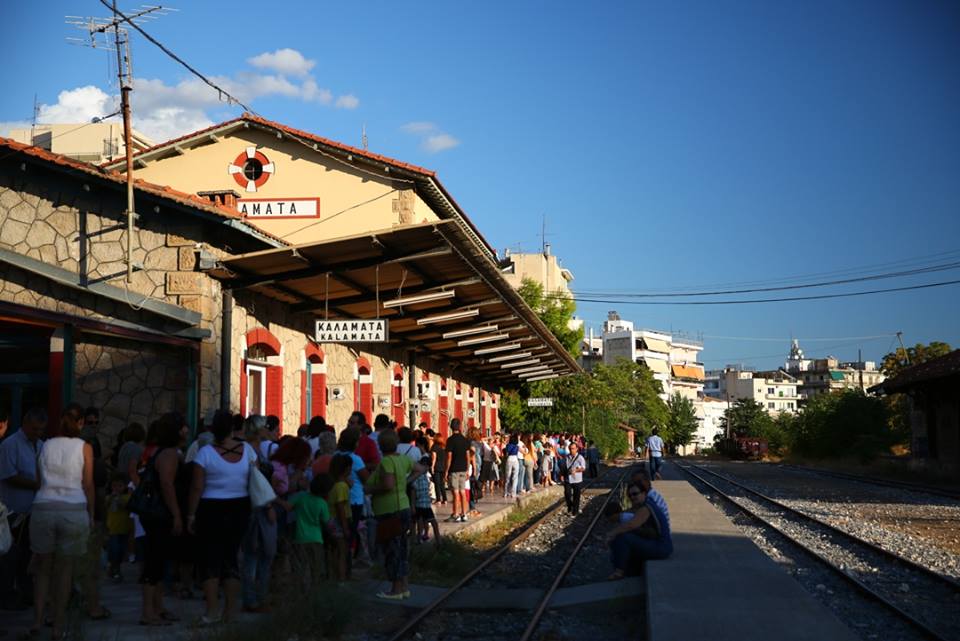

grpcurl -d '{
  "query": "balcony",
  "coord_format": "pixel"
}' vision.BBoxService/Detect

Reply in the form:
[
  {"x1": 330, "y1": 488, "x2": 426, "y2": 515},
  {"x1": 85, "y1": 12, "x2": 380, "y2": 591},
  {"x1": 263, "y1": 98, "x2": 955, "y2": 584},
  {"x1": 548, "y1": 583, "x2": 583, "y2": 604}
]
[{"x1": 766, "y1": 393, "x2": 799, "y2": 400}]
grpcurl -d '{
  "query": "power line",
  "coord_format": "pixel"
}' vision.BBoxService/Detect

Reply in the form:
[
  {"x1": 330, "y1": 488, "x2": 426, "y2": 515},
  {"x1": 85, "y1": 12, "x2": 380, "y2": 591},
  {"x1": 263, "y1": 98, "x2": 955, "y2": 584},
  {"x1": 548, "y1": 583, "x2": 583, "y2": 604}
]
[
  {"x1": 571, "y1": 261, "x2": 960, "y2": 298},
  {"x1": 96, "y1": 0, "x2": 255, "y2": 113},
  {"x1": 561, "y1": 278, "x2": 960, "y2": 305},
  {"x1": 703, "y1": 333, "x2": 897, "y2": 343},
  {"x1": 576, "y1": 248, "x2": 960, "y2": 294}
]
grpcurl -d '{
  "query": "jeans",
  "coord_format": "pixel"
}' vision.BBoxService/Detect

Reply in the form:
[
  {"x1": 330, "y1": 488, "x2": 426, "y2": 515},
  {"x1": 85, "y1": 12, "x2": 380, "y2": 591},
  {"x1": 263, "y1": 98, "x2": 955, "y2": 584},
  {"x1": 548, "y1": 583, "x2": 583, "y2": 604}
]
[
  {"x1": 504, "y1": 457, "x2": 520, "y2": 497},
  {"x1": 610, "y1": 531, "x2": 672, "y2": 573},
  {"x1": 433, "y1": 471, "x2": 447, "y2": 503},
  {"x1": 524, "y1": 461, "x2": 534, "y2": 491},
  {"x1": 564, "y1": 482, "x2": 582, "y2": 514},
  {"x1": 107, "y1": 534, "x2": 127, "y2": 567},
  {"x1": 380, "y1": 509, "x2": 411, "y2": 581},
  {"x1": 242, "y1": 548, "x2": 273, "y2": 607},
  {"x1": 589, "y1": 462, "x2": 599, "y2": 478},
  {"x1": 649, "y1": 455, "x2": 663, "y2": 478}
]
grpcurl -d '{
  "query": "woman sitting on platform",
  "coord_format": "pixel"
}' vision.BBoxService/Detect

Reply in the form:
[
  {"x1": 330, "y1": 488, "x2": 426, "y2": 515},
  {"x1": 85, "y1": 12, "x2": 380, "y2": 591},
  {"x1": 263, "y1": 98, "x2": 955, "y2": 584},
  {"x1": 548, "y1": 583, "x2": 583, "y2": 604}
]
[{"x1": 606, "y1": 482, "x2": 672, "y2": 580}]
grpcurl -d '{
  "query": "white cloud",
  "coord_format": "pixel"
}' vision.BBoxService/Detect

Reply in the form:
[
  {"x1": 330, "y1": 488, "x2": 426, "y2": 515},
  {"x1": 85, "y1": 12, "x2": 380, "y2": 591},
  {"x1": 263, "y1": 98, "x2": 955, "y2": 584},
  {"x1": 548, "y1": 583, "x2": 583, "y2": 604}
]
[
  {"x1": 401, "y1": 121, "x2": 437, "y2": 134},
  {"x1": 39, "y1": 86, "x2": 117, "y2": 123},
  {"x1": 8, "y1": 50, "x2": 359, "y2": 144},
  {"x1": 401, "y1": 121, "x2": 460, "y2": 153},
  {"x1": 301, "y1": 79, "x2": 332, "y2": 105},
  {"x1": 247, "y1": 48, "x2": 315, "y2": 77},
  {"x1": 335, "y1": 94, "x2": 359, "y2": 110},
  {"x1": 423, "y1": 133, "x2": 460, "y2": 153}
]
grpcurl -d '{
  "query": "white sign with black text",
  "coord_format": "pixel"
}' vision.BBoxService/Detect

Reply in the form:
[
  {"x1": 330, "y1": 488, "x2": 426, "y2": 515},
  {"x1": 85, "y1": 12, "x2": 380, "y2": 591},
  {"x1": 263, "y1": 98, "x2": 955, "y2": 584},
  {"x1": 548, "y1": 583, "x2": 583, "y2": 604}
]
[
  {"x1": 527, "y1": 397, "x2": 554, "y2": 407},
  {"x1": 238, "y1": 197, "x2": 319, "y2": 218},
  {"x1": 315, "y1": 319, "x2": 388, "y2": 343}
]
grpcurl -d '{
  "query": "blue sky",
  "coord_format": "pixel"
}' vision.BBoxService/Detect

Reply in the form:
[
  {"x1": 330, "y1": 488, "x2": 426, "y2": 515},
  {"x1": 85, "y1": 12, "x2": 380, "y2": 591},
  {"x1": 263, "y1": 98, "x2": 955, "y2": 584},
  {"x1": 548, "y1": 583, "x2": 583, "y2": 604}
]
[{"x1": 3, "y1": 1, "x2": 958, "y2": 370}]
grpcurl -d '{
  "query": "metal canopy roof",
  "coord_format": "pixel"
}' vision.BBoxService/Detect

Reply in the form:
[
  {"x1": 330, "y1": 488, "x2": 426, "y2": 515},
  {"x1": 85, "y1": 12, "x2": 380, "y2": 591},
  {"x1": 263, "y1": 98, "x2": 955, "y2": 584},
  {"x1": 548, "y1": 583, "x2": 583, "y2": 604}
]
[{"x1": 210, "y1": 220, "x2": 579, "y2": 385}]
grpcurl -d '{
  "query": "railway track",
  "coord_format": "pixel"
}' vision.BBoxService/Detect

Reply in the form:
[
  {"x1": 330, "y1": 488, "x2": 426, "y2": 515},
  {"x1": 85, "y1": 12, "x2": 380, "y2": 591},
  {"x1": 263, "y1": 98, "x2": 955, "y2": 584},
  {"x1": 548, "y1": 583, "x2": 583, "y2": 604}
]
[
  {"x1": 779, "y1": 463, "x2": 960, "y2": 501},
  {"x1": 677, "y1": 461, "x2": 960, "y2": 641},
  {"x1": 382, "y1": 464, "x2": 634, "y2": 641}
]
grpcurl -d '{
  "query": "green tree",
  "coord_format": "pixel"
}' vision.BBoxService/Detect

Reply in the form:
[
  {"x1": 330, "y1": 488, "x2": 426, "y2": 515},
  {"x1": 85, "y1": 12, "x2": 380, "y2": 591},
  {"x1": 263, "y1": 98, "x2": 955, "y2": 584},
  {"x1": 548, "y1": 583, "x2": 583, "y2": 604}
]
[
  {"x1": 721, "y1": 399, "x2": 774, "y2": 438},
  {"x1": 791, "y1": 389, "x2": 890, "y2": 461},
  {"x1": 879, "y1": 341, "x2": 951, "y2": 449},
  {"x1": 665, "y1": 393, "x2": 699, "y2": 449},
  {"x1": 881, "y1": 341, "x2": 952, "y2": 378},
  {"x1": 517, "y1": 278, "x2": 584, "y2": 356}
]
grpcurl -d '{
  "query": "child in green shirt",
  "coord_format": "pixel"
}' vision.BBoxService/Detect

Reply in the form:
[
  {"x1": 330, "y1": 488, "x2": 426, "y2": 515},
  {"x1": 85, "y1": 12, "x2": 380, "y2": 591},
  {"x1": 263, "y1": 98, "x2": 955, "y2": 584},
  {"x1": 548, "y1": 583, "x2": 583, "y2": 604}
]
[{"x1": 288, "y1": 474, "x2": 331, "y2": 588}]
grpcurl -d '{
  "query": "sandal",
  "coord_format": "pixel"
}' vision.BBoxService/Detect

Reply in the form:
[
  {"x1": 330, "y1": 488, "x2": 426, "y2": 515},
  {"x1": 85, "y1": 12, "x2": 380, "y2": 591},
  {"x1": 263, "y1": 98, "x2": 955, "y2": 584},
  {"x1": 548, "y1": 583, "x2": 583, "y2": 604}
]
[{"x1": 376, "y1": 591, "x2": 405, "y2": 601}]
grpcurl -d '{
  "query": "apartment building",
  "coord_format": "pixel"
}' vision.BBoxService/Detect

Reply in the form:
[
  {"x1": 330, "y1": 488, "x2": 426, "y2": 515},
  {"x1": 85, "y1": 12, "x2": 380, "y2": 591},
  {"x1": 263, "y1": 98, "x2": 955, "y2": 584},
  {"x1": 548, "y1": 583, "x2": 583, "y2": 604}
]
[
  {"x1": 713, "y1": 367, "x2": 800, "y2": 415},
  {"x1": 9, "y1": 122, "x2": 153, "y2": 164},
  {"x1": 785, "y1": 340, "x2": 885, "y2": 400}
]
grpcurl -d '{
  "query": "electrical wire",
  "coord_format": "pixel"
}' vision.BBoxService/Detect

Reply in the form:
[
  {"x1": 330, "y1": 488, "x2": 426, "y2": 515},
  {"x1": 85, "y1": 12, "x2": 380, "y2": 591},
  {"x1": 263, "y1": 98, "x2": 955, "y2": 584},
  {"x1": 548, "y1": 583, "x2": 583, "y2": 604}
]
[
  {"x1": 98, "y1": 0, "x2": 255, "y2": 114},
  {"x1": 574, "y1": 248, "x2": 960, "y2": 294},
  {"x1": 703, "y1": 333, "x2": 897, "y2": 342},
  {"x1": 277, "y1": 189, "x2": 398, "y2": 239},
  {"x1": 560, "y1": 278, "x2": 960, "y2": 305},
  {"x1": 570, "y1": 261, "x2": 960, "y2": 298}
]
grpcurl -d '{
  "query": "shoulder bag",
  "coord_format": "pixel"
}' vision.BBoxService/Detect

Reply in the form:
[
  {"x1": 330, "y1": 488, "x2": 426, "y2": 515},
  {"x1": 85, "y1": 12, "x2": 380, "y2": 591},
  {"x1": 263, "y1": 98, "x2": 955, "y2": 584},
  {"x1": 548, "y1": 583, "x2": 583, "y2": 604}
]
[
  {"x1": 249, "y1": 455, "x2": 277, "y2": 509},
  {"x1": 128, "y1": 451, "x2": 172, "y2": 524},
  {"x1": 375, "y1": 456, "x2": 405, "y2": 544}
]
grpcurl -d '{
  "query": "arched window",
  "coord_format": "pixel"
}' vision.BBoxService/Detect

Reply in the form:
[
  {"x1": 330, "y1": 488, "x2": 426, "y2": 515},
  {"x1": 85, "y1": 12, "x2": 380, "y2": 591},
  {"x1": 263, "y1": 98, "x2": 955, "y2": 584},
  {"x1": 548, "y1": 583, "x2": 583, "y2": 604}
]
[
  {"x1": 241, "y1": 328, "x2": 283, "y2": 431},
  {"x1": 302, "y1": 343, "x2": 326, "y2": 425},
  {"x1": 419, "y1": 371, "x2": 432, "y2": 428}
]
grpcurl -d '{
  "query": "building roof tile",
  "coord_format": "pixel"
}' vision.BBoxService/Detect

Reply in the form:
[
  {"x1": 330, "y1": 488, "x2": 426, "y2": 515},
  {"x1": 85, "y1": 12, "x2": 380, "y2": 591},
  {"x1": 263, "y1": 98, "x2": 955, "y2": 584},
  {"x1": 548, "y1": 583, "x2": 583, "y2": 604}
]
[{"x1": 881, "y1": 349, "x2": 960, "y2": 392}]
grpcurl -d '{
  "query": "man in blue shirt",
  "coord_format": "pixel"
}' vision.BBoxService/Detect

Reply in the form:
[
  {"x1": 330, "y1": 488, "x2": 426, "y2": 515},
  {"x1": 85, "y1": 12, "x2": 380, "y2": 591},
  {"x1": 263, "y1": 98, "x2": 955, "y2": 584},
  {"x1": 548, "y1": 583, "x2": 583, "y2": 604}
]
[{"x1": 0, "y1": 407, "x2": 46, "y2": 610}]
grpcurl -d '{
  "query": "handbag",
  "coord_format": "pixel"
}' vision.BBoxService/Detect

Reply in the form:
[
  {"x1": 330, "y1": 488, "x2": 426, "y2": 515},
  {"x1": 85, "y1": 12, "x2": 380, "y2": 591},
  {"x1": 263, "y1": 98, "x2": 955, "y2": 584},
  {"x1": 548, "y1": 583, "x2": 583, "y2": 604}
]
[
  {"x1": 128, "y1": 451, "x2": 172, "y2": 524},
  {"x1": 374, "y1": 456, "x2": 405, "y2": 544},
  {"x1": 248, "y1": 462, "x2": 277, "y2": 509},
  {"x1": 0, "y1": 501, "x2": 12, "y2": 555}
]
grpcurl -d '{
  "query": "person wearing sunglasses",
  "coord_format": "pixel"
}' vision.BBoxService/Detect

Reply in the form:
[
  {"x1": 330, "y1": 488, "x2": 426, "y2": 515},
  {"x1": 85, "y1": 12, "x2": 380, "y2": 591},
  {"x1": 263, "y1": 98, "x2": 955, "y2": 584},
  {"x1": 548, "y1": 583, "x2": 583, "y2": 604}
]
[{"x1": 605, "y1": 482, "x2": 672, "y2": 580}]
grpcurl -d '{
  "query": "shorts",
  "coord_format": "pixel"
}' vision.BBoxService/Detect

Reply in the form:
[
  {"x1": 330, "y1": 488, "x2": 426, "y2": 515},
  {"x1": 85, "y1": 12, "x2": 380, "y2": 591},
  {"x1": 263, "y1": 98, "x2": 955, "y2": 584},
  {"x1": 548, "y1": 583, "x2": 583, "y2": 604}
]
[
  {"x1": 415, "y1": 507, "x2": 435, "y2": 521},
  {"x1": 30, "y1": 504, "x2": 90, "y2": 556},
  {"x1": 449, "y1": 471, "x2": 467, "y2": 491}
]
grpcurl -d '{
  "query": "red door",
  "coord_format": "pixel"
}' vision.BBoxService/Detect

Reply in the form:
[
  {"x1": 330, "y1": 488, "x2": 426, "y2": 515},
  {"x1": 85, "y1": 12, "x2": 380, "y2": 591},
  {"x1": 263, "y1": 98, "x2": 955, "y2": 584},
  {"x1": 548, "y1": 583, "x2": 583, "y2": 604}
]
[
  {"x1": 392, "y1": 365, "x2": 405, "y2": 426},
  {"x1": 355, "y1": 358, "x2": 373, "y2": 419},
  {"x1": 439, "y1": 378, "x2": 449, "y2": 439}
]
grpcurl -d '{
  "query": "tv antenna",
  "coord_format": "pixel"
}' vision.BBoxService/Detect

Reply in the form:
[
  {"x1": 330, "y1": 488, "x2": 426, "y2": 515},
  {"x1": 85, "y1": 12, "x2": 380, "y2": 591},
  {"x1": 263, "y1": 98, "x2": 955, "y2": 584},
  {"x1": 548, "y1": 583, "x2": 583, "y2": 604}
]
[{"x1": 66, "y1": 3, "x2": 176, "y2": 282}]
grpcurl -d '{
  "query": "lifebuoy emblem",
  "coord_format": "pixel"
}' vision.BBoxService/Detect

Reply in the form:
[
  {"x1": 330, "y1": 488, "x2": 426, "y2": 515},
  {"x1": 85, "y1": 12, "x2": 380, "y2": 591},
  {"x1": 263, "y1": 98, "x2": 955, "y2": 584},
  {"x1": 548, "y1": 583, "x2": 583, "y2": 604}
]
[{"x1": 228, "y1": 147, "x2": 275, "y2": 192}]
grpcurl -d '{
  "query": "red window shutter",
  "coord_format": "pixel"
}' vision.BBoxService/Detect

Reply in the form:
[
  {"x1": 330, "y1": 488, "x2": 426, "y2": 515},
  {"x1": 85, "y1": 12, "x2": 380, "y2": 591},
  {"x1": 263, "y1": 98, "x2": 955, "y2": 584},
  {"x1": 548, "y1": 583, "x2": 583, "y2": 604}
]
[
  {"x1": 265, "y1": 365, "x2": 283, "y2": 432},
  {"x1": 311, "y1": 373, "x2": 327, "y2": 419}
]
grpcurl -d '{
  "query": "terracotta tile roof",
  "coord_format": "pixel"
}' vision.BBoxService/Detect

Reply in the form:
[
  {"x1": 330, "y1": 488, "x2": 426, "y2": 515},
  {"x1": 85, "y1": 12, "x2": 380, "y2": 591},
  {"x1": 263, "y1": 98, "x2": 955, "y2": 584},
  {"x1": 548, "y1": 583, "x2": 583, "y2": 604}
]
[
  {"x1": 0, "y1": 138, "x2": 286, "y2": 246},
  {"x1": 107, "y1": 113, "x2": 437, "y2": 177},
  {"x1": 881, "y1": 349, "x2": 960, "y2": 393}
]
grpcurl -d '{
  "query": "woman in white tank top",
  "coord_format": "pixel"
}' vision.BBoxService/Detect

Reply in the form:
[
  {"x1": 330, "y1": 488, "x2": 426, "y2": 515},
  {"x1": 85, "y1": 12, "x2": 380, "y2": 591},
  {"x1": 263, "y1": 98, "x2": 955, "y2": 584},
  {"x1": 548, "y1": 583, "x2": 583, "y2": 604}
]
[{"x1": 28, "y1": 405, "x2": 94, "y2": 640}]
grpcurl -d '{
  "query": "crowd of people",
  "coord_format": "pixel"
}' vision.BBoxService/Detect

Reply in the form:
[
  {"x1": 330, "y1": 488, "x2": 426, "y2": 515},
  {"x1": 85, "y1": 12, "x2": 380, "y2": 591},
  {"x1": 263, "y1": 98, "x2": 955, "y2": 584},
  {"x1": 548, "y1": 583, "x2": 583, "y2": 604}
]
[{"x1": 0, "y1": 402, "x2": 667, "y2": 637}]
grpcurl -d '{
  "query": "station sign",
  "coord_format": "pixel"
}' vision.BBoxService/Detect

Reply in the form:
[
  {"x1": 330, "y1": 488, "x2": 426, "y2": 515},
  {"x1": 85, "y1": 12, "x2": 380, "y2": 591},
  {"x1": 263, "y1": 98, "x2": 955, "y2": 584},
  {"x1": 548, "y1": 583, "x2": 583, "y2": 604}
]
[
  {"x1": 315, "y1": 319, "x2": 388, "y2": 343},
  {"x1": 527, "y1": 397, "x2": 554, "y2": 407},
  {"x1": 238, "y1": 197, "x2": 320, "y2": 218}
]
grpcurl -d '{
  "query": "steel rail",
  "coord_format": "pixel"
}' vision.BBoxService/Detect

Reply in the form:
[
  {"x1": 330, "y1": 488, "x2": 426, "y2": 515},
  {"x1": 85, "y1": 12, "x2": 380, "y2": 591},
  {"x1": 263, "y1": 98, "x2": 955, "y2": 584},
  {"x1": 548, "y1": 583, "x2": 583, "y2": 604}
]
[
  {"x1": 686, "y1": 462, "x2": 960, "y2": 591},
  {"x1": 779, "y1": 463, "x2": 960, "y2": 501},
  {"x1": 383, "y1": 463, "x2": 630, "y2": 641},
  {"x1": 677, "y1": 462, "x2": 954, "y2": 641},
  {"x1": 518, "y1": 467, "x2": 630, "y2": 641}
]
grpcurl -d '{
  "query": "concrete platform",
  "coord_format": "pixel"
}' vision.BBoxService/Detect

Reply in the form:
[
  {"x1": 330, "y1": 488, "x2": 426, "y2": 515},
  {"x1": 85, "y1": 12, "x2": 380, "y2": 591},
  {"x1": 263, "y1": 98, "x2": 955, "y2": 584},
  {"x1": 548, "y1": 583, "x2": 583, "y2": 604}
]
[{"x1": 647, "y1": 461, "x2": 860, "y2": 641}]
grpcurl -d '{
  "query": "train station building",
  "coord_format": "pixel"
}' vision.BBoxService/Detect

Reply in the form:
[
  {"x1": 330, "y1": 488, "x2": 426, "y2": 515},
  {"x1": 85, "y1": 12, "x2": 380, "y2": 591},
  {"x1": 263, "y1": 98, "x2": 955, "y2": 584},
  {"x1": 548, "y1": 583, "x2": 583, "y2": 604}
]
[{"x1": 0, "y1": 115, "x2": 578, "y2": 441}]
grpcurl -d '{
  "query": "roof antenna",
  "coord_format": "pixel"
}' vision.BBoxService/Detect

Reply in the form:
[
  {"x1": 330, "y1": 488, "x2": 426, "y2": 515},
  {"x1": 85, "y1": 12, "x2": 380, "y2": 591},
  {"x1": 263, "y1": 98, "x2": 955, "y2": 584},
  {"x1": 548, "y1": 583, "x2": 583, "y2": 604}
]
[
  {"x1": 31, "y1": 94, "x2": 40, "y2": 141},
  {"x1": 361, "y1": 123, "x2": 368, "y2": 150}
]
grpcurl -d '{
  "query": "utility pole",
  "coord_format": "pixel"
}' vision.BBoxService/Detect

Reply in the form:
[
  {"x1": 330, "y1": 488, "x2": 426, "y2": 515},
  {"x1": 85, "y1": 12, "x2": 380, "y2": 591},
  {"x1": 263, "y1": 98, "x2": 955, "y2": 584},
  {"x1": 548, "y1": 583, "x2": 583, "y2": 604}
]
[
  {"x1": 896, "y1": 331, "x2": 910, "y2": 366},
  {"x1": 68, "y1": 4, "x2": 170, "y2": 282}
]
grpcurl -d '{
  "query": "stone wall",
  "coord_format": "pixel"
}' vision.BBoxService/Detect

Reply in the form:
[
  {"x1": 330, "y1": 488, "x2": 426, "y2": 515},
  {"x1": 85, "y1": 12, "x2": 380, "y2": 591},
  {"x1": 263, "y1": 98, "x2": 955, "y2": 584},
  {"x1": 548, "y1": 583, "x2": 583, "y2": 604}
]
[{"x1": 73, "y1": 333, "x2": 190, "y2": 449}]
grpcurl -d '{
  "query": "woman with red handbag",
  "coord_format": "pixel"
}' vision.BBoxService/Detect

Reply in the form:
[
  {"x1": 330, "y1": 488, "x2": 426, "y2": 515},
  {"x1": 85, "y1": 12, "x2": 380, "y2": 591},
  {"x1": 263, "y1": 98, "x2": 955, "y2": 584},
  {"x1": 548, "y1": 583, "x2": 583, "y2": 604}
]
[{"x1": 365, "y1": 429, "x2": 426, "y2": 600}]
